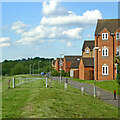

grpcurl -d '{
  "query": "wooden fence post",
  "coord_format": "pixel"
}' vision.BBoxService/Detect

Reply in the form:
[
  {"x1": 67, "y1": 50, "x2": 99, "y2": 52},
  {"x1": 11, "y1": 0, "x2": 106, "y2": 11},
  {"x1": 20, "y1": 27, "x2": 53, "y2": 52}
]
[
  {"x1": 8, "y1": 80, "x2": 10, "y2": 89},
  {"x1": 13, "y1": 78, "x2": 15, "y2": 88}
]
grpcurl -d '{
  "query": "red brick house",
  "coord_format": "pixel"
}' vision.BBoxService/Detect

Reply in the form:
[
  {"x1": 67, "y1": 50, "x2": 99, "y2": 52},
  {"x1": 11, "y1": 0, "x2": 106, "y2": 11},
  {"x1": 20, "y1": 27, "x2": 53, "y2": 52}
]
[
  {"x1": 64, "y1": 56, "x2": 81, "y2": 72},
  {"x1": 95, "y1": 19, "x2": 120, "y2": 81},
  {"x1": 70, "y1": 61, "x2": 79, "y2": 78},
  {"x1": 52, "y1": 60, "x2": 56, "y2": 69},
  {"x1": 79, "y1": 58, "x2": 94, "y2": 80},
  {"x1": 82, "y1": 40, "x2": 95, "y2": 58},
  {"x1": 55, "y1": 58, "x2": 64, "y2": 72}
]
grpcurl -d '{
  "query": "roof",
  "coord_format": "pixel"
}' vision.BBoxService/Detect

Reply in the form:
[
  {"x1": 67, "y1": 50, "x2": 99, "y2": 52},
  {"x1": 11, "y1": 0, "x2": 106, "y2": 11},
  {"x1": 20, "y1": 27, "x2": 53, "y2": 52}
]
[
  {"x1": 82, "y1": 40, "x2": 95, "y2": 51},
  {"x1": 95, "y1": 19, "x2": 120, "y2": 35},
  {"x1": 82, "y1": 58, "x2": 94, "y2": 67},
  {"x1": 64, "y1": 56, "x2": 82, "y2": 62},
  {"x1": 70, "y1": 61, "x2": 80, "y2": 69}
]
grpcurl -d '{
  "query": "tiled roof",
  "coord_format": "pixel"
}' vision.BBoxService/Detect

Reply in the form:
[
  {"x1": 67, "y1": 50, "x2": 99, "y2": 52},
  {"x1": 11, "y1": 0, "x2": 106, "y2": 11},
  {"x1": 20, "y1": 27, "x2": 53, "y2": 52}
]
[
  {"x1": 70, "y1": 61, "x2": 80, "y2": 69},
  {"x1": 95, "y1": 19, "x2": 120, "y2": 35},
  {"x1": 64, "y1": 56, "x2": 82, "y2": 62},
  {"x1": 82, "y1": 58, "x2": 94, "y2": 67},
  {"x1": 82, "y1": 40, "x2": 95, "y2": 51}
]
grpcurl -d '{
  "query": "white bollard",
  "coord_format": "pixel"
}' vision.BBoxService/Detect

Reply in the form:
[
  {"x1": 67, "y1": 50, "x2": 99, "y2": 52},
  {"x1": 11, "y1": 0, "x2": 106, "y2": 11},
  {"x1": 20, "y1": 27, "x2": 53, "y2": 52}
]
[
  {"x1": 65, "y1": 83, "x2": 67, "y2": 92},
  {"x1": 46, "y1": 78, "x2": 48, "y2": 87},
  {"x1": 81, "y1": 87, "x2": 85, "y2": 95},
  {"x1": 49, "y1": 79, "x2": 51, "y2": 87},
  {"x1": 20, "y1": 79, "x2": 21, "y2": 85},
  {"x1": 96, "y1": 91, "x2": 100, "y2": 98},
  {"x1": 13, "y1": 78, "x2": 15, "y2": 88}
]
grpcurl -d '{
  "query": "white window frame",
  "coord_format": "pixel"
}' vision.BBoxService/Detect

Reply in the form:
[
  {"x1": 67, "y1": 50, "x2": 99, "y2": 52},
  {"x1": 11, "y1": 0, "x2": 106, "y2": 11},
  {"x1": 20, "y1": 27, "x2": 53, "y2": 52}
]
[
  {"x1": 102, "y1": 48, "x2": 108, "y2": 57},
  {"x1": 102, "y1": 65, "x2": 108, "y2": 76},
  {"x1": 116, "y1": 47, "x2": 120, "y2": 57},
  {"x1": 102, "y1": 33, "x2": 108, "y2": 40},
  {"x1": 116, "y1": 32, "x2": 120, "y2": 40},
  {"x1": 86, "y1": 49, "x2": 89, "y2": 54}
]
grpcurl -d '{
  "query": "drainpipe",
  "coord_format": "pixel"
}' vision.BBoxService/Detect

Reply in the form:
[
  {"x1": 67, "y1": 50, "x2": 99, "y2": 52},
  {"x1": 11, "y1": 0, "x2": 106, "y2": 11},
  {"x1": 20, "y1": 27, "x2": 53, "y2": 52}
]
[
  {"x1": 111, "y1": 33, "x2": 115, "y2": 80},
  {"x1": 96, "y1": 33, "x2": 101, "y2": 80}
]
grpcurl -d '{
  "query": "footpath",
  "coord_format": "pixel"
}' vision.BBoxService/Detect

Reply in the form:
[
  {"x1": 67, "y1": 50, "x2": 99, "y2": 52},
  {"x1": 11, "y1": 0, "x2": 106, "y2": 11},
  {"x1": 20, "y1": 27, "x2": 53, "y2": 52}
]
[{"x1": 51, "y1": 77, "x2": 119, "y2": 108}]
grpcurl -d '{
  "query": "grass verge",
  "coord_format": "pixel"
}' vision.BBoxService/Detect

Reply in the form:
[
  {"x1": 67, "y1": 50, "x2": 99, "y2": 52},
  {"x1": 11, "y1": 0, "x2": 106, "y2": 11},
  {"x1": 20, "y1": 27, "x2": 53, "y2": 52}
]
[{"x1": 2, "y1": 76, "x2": 118, "y2": 118}]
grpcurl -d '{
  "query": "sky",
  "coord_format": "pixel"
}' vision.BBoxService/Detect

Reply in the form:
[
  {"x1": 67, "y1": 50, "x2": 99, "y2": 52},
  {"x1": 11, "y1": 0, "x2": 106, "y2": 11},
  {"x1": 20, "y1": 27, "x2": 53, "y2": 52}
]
[{"x1": 0, "y1": 0, "x2": 118, "y2": 61}]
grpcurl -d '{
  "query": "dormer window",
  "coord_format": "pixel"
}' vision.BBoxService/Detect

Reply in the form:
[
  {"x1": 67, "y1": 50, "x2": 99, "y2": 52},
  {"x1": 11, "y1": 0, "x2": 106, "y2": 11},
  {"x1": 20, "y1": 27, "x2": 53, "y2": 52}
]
[
  {"x1": 86, "y1": 49, "x2": 89, "y2": 53},
  {"x1": 102, "y1": 33, "x2": 108, "y2": 40},
  {"x1": 116, "y1": 32, "x2": 120, "y2": 40}
]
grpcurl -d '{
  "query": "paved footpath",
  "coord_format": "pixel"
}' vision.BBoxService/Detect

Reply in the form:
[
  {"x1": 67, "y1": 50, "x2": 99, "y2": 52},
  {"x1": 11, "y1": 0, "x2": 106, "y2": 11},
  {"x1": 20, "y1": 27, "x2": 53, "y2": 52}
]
[{"x1": 51, "y1": 77, "x2": 120, "y2": 108}]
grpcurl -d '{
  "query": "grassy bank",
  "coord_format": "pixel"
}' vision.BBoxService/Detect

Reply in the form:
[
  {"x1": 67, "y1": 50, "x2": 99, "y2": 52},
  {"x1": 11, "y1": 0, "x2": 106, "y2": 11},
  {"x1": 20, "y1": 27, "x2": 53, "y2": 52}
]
[
  {"x1": 70, "y1": 78, "x2": 119, "y2": 95},
  {"x1": 2, "y1": 76, "x2": 118, "y2": 118}
]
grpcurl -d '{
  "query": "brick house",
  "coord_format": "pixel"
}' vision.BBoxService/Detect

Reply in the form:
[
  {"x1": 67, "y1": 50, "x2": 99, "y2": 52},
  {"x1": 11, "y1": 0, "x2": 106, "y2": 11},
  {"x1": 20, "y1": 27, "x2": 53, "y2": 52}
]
[
  {"x1": 82, "y1": 40, "x2": 95, "y2": 58},
  {"x1": 52, "y1": 60, "x2": 56, "y2": 69},
  {"x1": 64, "y1": 56, "x2": 81, "y2": 72},
  {"x1": 79, "y1": 58, "x2": 94, "y2": 80},
  {"x1": 70, "y1": 61, "x2": 79, "y2": 78},
  {"x1": 95, "y1": 19, "x2": 120, "y2": 81},
  {"x1": 55, "y1": 58, "x2": 64, "y2": 72}
]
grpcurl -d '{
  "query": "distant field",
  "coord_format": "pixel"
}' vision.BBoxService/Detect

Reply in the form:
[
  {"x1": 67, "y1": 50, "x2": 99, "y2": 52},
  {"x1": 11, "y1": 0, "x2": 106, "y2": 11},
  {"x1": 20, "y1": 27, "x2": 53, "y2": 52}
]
[
  {"x1": 70, "y1": 78, "x2": 119, "y2": 95},
  {"x1": 2, "y1": 75, "x2": 118, "y2": 118}
]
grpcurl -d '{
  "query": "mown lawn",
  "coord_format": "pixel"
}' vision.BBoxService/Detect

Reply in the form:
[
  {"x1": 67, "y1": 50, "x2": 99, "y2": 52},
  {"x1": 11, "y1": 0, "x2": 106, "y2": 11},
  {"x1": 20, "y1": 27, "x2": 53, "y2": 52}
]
[
  {"x1": 2, "y1": 76, "x2": 119, "y2": 118},
  {"x1": 70, "y1": 78, "x2": 119, "y2": 95}
]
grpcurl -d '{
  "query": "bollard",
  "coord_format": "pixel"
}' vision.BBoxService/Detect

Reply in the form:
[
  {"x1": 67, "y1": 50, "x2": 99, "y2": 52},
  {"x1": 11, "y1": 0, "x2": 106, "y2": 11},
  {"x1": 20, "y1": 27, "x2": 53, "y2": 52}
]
[
  {"x1": 46, "y1": 78, "x2": 48, "y2": 88},
  {"x1": 96, "y1": 91, "x2": 100, "y2": 98},
  {"x1": 81, "y1": 87, "x2": 85, "y2": 95},
  {"x1": 65, "y1": 83, "x2": 67, "y2": 92},
  {"x1": 114, "y1": 90, "x2": 116, "y2": 100},
  {"x1": 8, "y1": 80, "x2": 10, "y2": 89},
  {"x1": 49, "y1": 79, "x2": 51, "y2": 87},
  {"x1": 13, "y1": 78, "x2": 15, "y2": 88},
  {"x1": 66, "y1": 78, "x2": 68, "y2": 84}
]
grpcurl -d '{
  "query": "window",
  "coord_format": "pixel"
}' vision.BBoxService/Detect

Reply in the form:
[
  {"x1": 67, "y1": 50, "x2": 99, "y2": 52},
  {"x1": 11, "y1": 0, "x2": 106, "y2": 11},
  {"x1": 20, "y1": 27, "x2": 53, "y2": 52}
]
[
  {"x1": 86, "y1": 49, "x2": 89, "y2": 53},
  {"x1": 116, "y1": 32, "x2": 120, "y2": 40},
  {"x1": 102, "y1": 65, "x2": 108, "y2": 75},
  {"x1": 102, "y1": 48, "x2": 108, "y2": 57},
  {"x1": 102, "y1": 33, "x2": 108, "y2": 40}
]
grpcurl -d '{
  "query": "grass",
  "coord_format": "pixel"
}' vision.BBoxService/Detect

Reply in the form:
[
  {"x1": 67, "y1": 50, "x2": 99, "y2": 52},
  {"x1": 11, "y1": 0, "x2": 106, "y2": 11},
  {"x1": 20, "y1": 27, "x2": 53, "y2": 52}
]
[
  {"x1": 70, "y1": 78, "x2": 119, "y2": 95},
  {"x1": 2, "y1": 75, "x2": 119, "y2": 118}
]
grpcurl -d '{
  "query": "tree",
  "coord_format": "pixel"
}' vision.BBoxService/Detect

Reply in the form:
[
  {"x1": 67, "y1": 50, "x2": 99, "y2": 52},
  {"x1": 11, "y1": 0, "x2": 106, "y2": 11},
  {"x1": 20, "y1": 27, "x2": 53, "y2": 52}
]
[
  {"x1": 115, "y1": 57, "x2": 120, "y2": 84},
  {"x1": 51, "y1": 70, "x2": 59, "y2": 76},
  {"x1": 11, "y1": 63, "x2": 24, "y2": 75}
]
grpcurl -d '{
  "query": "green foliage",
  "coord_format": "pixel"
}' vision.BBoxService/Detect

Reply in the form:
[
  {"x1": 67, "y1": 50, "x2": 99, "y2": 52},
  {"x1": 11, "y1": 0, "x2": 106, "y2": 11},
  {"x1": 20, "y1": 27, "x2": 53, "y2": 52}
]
[
  {"x1": 115, "y1": 57, "x2": 120, "y2": 84},
  {"x1": 66, "y1": 71, "x2": 70, "y2": 77},
  {"x1": 2, "y1": 57, "x2": 53, "y2": 75},
  {"x1": 11, "y1": 63, "x2": 24, "y2": 75},
  {"x1": 51, "y1": 70, "x2": 59, "y2": 76},
  {"x1": 61, "y1": 70, "x2": 66, "y2": 77}
]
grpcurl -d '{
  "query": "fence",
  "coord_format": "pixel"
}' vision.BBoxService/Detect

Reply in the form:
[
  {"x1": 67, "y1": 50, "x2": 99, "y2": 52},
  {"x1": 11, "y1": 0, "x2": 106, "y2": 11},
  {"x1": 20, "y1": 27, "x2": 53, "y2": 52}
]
[{"x1": 12, "y1": 77, "x2": 46, "y2": 88}]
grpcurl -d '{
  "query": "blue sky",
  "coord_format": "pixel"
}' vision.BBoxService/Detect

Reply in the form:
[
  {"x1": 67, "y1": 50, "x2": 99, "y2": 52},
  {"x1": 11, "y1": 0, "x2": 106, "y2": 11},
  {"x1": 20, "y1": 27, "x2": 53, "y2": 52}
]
[{"x1": 0, "y1": 1, "x2": 118, "y2": 61}]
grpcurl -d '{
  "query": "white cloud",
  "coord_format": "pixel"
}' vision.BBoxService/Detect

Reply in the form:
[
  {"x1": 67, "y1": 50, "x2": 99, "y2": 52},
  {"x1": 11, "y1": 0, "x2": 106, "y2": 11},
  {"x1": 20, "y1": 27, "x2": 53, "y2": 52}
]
[
  {"x1": 0, "y1": 43, "x2": 10, "y2": 47},
  {"x1": 0, "y1": 37, "x2": 10, "y2": 43},
  {"x1": 11, "y1": 21, "x2": 30, "y2": 34},
  {"x1": 66, "y1": 42, "x2": 72, "y2": 47},
  {"x1": 62, "y1": 28, "x2": 83, "y2": 39},
  {"x1": 41, "y1": 10, "x2": 102, "y2": 26},
  {"x1": 42, "y1": 0, "x2": 68, "y2": 17},
  {"x1": 15, "y1": 0, "x2": 102, "y2": 46}
]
